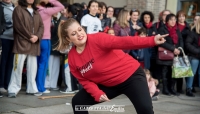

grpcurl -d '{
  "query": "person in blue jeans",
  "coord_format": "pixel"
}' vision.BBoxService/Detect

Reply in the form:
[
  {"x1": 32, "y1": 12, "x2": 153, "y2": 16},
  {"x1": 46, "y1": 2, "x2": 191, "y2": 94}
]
[
  {"x1": 36, "y1": 0, "x2": 64, "y2": 93},
  {"x1": 185, "y1": 19, "x2": 200, "y2": 97}
]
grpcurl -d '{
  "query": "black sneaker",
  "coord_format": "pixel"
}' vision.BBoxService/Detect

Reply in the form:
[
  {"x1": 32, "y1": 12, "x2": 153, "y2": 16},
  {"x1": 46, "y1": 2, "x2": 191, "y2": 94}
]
[
  {"x1": 186, "y1": 88, "x2": 195, "y2": 97},
  {"x1": 0, "y1": 92, "x2": 3, "y2": 98},
  {"x1": 192, "y1": 87, "x2": 196, "y2": 93}
]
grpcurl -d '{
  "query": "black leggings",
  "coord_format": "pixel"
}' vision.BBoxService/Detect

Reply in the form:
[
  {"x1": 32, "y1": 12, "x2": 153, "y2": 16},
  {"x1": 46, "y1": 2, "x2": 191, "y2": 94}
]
[{"x1": 71, "y1": 67, "x2": 154, "y2": 114}]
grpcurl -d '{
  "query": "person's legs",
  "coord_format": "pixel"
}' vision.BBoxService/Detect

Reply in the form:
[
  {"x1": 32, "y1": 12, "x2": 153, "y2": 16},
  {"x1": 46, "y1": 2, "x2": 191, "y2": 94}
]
[
  {"x1": 185, "y1": 58, "x2": 199, "y2": 96},
  {"x1": 118, "y1": 67, "x2": 154, "y2": 114},
  {"x1": 161, "y1": 65, "x2": 171, "y2": 95},
  {"x1": 0, "y1": 39, "x2": 10, "y2": 89},
  {"x1": 26, "y1": 55, "x2": 38, "y2": 93},
  {"x1": 4, "y1": 40, "x2": 14, "y2": 90},
  {"x1": 64, "y1": 65, "x2": 72, "y2": 91},
  {"x1": 196, "y1": 61, "x2": 200, "y2": 88},
  {"x1": 50, "y1": 55, "x2": 60, "y2": 88},
  {"x1": 8, "y1": 54, "x2": 26, "y2": 95},
  {"x1": 45, "y1": 55, "x2": 53, "y2": 88},
  {"x1": 176, "y1": 78, "x2": 183, "y2": 93},
  {"x1": 72, "y1": 85, "x2": 121, "y2": 114},
  {"x1": 36, "y1": 40, "x2": 51, "y2": 92},
  {"x1": 168, "y1": 66, "x2": 179, "y2": 96}
]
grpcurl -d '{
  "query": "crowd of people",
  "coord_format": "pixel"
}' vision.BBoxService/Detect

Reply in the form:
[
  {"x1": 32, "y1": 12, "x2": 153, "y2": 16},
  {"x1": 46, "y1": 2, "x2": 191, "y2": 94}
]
[{"x1": 0, "y1": 0, "x2": 200, "y2": 113}]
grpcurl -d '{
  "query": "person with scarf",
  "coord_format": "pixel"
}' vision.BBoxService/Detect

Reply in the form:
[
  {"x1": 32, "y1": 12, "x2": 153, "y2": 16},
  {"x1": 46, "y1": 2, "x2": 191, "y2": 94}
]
[
  {"x1": 0, "y1": 0, "x2": 15, "y2": 93},
  {"x1": 157, "y1": 14, "x2": 183, "y2": 96},
  {"x1": 185, "y1": 18, "x2": 200, "y2": 97},
  {"x1": 140, "y1": 11, "x2": 158, "y2": 80},
  {"x1": 176, "y1": 10, "x2": 191, "y2": 95}
]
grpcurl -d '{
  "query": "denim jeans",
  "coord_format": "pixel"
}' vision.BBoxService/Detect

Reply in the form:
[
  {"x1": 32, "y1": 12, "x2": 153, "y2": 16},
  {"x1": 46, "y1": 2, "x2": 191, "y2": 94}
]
[{"x1": 185, "y1": 58, "x2": 200, "y2": 89}]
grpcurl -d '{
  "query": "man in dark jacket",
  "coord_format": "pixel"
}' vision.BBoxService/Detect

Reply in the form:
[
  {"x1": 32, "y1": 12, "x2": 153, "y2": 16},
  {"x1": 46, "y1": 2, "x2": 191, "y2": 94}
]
[
  {"x1": 0, "y1": 4, "x2": 5, "y2": 35},
  {"x1": 7, "y1": 0, "x2": 44, "y2": 98}
]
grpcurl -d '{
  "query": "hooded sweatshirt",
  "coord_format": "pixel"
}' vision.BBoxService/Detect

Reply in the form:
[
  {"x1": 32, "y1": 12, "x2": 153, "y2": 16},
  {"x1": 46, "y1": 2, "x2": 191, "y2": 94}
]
[{"x1": 0, "y1": 2, "x2": 14, "y2": 40}]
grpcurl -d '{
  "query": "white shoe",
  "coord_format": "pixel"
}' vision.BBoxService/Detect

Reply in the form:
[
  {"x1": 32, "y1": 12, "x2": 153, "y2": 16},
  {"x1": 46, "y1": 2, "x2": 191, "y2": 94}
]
[
  {"x1": 43, "y1": 90, "x2": 50, "y2": 93},
  {"x1": 0, "y1": 88, "x2": 7, "y2": 93}
]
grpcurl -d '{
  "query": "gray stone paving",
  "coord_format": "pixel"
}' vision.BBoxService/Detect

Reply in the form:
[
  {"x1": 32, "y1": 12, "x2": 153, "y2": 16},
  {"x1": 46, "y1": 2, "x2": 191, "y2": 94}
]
[{"x1": 0, "y1": 87, "x2": 200, "y2": 114}]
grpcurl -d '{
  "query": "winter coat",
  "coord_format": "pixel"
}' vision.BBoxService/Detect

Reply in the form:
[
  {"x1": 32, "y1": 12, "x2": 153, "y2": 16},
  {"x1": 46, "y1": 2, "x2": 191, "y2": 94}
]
[
  {"x1": 12, "y1": 5, "x2": 44, "y2": 56},
  {"x1": 185, "y1": 29, "x2": 200, "y2": 59},
  {"x1": 157, "y1": 25, "x2": 184, "y2": 66}
]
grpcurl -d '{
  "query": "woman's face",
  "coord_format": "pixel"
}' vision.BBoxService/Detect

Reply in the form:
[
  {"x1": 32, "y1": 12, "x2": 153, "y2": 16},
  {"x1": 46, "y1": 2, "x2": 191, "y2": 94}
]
[
  {"x1": 131, "y1": 12, "x2": 139, "y2": 22},
  {"x1": 67, "y1": 22, "x2": 87, "y2": 47},
  {"x1": 194, "y1": 16, "x2": 200, "y2": 25},
  {"x1": 89, "y1": 2, "x2": 98, "y2": 15},
  {"x1": 102, "y1": 6, "x2": 106, "y2": 14},
  {"x1": 178, "y1": 14, "x2": 185, "y2": 23},
  {"x1": 107, "y1": 7, "x2": 114, "y2": 17},
  {"x1": 167, "y1": 17, "x2": 176, "y2": 27},
  {"x1": 162, "y1": 11, "x2": 170, "y2": 22},
  {"x1": 144, "y1": 14, "x2": 151, "y2": 24},
  {"x1": 127, "y1": 13, "x2": 131, "y2": 21}
]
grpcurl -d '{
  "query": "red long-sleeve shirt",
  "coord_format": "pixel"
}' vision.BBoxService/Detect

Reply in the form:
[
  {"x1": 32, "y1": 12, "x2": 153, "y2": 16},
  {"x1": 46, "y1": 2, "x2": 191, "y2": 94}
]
[{"x1": 68, "y1": 33, "x2": 156, "y2": 102}]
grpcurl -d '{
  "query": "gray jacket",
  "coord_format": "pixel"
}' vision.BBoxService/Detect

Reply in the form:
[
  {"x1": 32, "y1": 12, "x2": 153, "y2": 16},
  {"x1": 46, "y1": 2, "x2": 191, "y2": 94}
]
[{"x1": 0, "y1": 2, "x2": 14, "y2": 40}]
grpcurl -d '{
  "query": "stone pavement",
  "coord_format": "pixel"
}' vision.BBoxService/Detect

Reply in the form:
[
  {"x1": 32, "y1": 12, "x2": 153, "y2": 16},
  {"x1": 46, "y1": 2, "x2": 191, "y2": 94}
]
[{"x1": 0, "y1": 87, "x2": 200, "y2": 114}]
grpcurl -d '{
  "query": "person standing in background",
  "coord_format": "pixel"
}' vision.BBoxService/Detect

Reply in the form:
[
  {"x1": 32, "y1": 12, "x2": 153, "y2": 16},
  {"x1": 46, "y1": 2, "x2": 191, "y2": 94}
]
[
  {"x1": 0, "y1": 0, "x2": 15, "y2": 94},
  {"x1": 106, "y1": 6, "x2": 116, "y2": 27},
  {"x1": 154, "y1": 10, "x2": 171, "y2": 31},
  {"x1": 36, "y1": 0, "x2": 64, "y2": 94},
  {"x1": 0, "y1": 2, "x2": 6, "y2": 98},
  {"x1": 113, "y1": 9, "x2": 131, "y2": 53},
  {"x1": 45, "y1": 13, "x2": 61, "y2": 90},
  {"x1": 8, "y1": 0, "x2": 44, "y2": 98},
  {"x1": 98, "y1": 2, "x2": 111, "y2": 31},
  {"x1": 176, "y1": 10, "x2": 190, "y2": 94},
  {"x1": 157, "y1": 14, "x2": 183, "y2": 96},
  {"x1": 81, "y1": 0, "x2": 102, "y2": 34},
  {"x1": 185, "y1": 18, "x2": 200, "y2": 97}
]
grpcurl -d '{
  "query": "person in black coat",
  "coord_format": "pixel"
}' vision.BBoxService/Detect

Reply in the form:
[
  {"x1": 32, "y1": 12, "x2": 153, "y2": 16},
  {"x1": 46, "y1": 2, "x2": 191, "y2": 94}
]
[
  {"x1": 154, "y1": 10, "x2": 171, "y2": 31},
  {"x1": 98, "y1": 2, "x2": 111, "y2": 31},
  {"x1": 140, "y1": 11, "x2": 159, "y2": 81},
  {"x1": 176, "y1": 10, "x2": 191, "y2": 94},
  {"x1": 157, "y1": 14, "x2": 183, "y2": 96},
  {"x1": 185, "y1": 21, "x2": 200, "y2": 97},
  {"x1": 129, "y1": 9, "x2": 143, "y2": 36},
  {"x1": 0, "y1": 4, "x2": 5, "y2": 35}
]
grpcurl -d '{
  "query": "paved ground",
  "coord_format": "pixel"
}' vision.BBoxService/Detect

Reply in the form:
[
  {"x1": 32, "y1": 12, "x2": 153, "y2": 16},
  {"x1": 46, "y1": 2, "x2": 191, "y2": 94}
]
[{"x1": 0, "y1": 86, "x2": 200, "y2": 114}]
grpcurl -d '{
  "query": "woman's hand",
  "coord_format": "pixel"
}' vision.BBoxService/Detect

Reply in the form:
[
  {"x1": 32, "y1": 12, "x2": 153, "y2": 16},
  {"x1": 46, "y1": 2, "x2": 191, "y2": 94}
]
[
  {"x1": 99, "y1": 94, "x2": 110, "y2": 102},
  {"x1": 154, "y1": 34, "x2": 168, "y2": 45},
  {"x1": 174, "y1": 48, "x2": 180, "y2": 55}
]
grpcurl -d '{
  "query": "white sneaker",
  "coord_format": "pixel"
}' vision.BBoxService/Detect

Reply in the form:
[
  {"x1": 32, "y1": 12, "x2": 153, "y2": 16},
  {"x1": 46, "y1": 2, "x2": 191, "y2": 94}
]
[
  {"x1": 0, "y1": 88, "x2": 7, "y2": 93},
  {"x1": 43, "y1": 90, "x2": 50, "y2": 93}
]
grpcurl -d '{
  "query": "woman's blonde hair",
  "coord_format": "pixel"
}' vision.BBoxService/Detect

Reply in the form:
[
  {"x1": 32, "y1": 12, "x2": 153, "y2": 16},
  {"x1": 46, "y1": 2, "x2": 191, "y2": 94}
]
[
  {"x1": 56, "y1": 18, "x2": 78, "y2": 51},
  {"x1": 191, "y1": 18, "x2": 200, "y2": 34},
  {"x1": 143, "y1": 69, "x2": 159, "y2": 86},
  {"x1": 116, "y1": 9, "x2": 129, "y2": 28}
]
